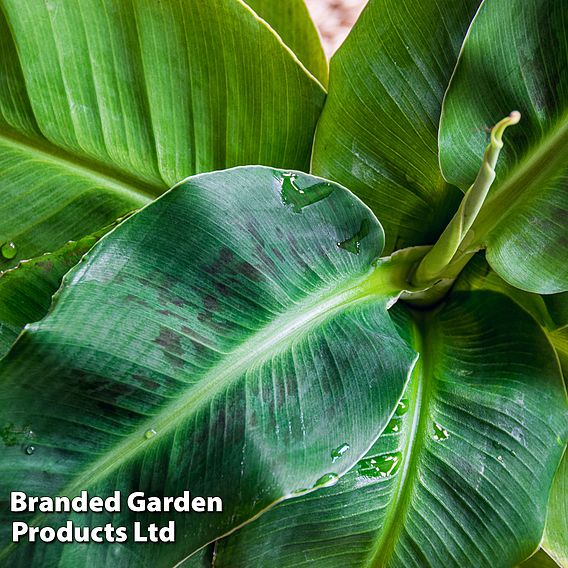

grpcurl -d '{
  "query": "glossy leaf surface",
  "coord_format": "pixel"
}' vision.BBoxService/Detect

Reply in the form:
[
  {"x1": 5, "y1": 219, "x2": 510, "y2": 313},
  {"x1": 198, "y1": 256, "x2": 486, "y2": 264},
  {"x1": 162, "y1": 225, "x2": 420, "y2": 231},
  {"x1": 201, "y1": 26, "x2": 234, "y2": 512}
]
[
  {"x1": 439, "y1": 0, "x2": 568, "y2": 293},
  {"x1": 209, "y1": 292, "x2": 568, "y2": 567},
  {"x1": 0, "y1": 167, "x2": 417, "y2": 566},
  {"x1": 311, "y1": 0, "x2": 481, "y2": 252},
  {"x1": 0, "y1": 236, "x2": 96, "y2": 357},
  {"x1": 456, "y1": 255, "x2": 568, "y2": 567},
  {"x1": 0, "y1": 0, "x2": 325, "y2": 268}
]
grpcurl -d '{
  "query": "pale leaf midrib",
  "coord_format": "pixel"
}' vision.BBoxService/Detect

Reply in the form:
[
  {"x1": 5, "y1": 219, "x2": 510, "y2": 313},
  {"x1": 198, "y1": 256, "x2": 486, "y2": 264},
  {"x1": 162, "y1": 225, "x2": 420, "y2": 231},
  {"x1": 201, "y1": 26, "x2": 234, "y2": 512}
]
[
  {"x1": 0, "y1": 127, "x2": 164, "y2": 203},
  {"x1": 365, "y1": 311, "x2": 431, "y2": 568},
  {"x1": 0, "y1": 266, "x2": 392, "y2": 560},
  {"x1": 63, "y1": 272, "x2": 383, "y2": 495}
]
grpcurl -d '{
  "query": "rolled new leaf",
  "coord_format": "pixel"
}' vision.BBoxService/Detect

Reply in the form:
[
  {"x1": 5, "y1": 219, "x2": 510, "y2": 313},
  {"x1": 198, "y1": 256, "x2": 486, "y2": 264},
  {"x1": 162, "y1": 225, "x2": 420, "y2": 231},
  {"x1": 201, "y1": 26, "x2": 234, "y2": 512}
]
[{"x1": 0, "y1": 167, "x2": 416, "y2": 567}]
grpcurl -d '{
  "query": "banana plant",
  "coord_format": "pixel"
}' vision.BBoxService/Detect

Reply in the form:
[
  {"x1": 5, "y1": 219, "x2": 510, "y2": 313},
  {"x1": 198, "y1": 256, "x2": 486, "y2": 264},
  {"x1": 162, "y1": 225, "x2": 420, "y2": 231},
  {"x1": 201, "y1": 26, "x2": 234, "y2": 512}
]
[{"x1": 0, "y1": 0, "x2": 566, "y2": 567}]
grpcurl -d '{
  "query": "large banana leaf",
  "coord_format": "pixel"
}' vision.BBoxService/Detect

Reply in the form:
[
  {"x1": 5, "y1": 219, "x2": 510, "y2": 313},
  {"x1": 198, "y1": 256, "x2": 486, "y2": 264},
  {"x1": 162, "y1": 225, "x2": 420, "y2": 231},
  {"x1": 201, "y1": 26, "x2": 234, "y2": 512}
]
[
  {"x1": 455, "y1": 254, "x2": 568, "y2": 566},
  {"x1": 244, "y1": 0, "x2": 328, "y2": 86},
  {"x1": 310, "y1": 0, "x2": 482, "y2": 252},
  {"x1": 433, "y1": 254, "x2": 568, "y2": 568},
  {"x1": 207, "y1": 291, "x2": 568, "y2": 567},
  {"x1": 0, "y1": 167, "x2": 418, "y2": 566},
  {"x1": 439, "y1": 0, "x2": 568, "y2": 294},
  {"x1": 0, "y1": 0, "x2": 325, "y2": 269}
]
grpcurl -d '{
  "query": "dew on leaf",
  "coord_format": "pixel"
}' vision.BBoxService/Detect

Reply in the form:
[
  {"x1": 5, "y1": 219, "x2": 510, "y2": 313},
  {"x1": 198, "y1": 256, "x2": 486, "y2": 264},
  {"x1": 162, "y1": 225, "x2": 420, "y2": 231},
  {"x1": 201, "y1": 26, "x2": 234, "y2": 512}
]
[
  {"x1": 395, "y1": 398, "x2": 409, "y2": 416},
  {"x1": 144, "y1": 429, "x2": 157, "y2": 439},
  {"x1": 358, "y1": 453, "x2": 402, "y2": 479},
  {"x1": 313, "y1": 473, "x2": 339, "y2": 488},
  {"x1": 337, "y1": 219, "x2": 370, "y2": 255},
  {"x1": 1, "y1": 241, "x2": 17, "y2": 260},
  {"x1": 384, "y1": 417, "x2": 402, "y2": 434},
  {"x1": 280, "y1": 173, "x2": 334, "y2": 213},
  {"x1": 432, "y1": 422, "x2": 449, "y2": 442},
  {"x1": 24, "y1": 445, "x2": 35, "y2": 455},
  {"x1": 331, "y1": 443, "x2": 350, "y2": 462}
]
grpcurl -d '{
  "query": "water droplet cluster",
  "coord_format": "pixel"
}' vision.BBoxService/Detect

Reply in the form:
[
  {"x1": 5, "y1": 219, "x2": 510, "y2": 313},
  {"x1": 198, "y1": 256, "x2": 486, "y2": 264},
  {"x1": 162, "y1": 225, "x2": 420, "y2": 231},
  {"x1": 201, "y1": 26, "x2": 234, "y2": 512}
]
[
  {"x1": 432, "y1": 422, "x2": 449, "y2": 442},
  {"x1": 358, "y1": 453, "x2": 402, "y2": 479}
]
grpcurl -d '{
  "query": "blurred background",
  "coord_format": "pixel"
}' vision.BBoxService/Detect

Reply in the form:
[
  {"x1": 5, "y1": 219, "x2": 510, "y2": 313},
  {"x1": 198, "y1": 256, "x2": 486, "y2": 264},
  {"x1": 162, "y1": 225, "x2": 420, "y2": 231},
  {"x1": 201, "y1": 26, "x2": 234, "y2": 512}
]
[{"x1": 305, "y1": 0, "x2": 367, "y2": 56}]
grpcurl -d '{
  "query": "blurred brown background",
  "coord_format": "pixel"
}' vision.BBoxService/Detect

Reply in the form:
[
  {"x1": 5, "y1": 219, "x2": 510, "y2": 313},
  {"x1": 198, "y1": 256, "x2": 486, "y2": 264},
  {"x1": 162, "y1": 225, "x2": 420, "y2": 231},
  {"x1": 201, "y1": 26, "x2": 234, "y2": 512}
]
[{"x1": 305, "y1": 0, "x2": 367, "y2": 56}]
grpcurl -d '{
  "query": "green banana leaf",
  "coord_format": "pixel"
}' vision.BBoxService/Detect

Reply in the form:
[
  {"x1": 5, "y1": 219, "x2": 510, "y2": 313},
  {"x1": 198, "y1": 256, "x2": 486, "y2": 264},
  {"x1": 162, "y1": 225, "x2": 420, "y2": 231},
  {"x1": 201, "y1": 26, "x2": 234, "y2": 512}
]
[
  {"x1": 206, "y1": 291, "x2": 568, "y2": 567},
  {"x1": 311, "y1": 0, "x2": 482, "y2": 252},
  {"x1": 0, "y1": 236, "x2": 96, "y2": 357},
  {"x1": 244, "y1": 0, "x2": 328, "y2": 86},
  {"x1": 439, "y1": 0, "x2": 568, "y2": 294},
  {"x1": 454, "y1": 255, "x2": 565, "y2": 331},
  {"x1": 0, "y1": 167, "x2": 419, "y2": 566},
  {"x1": 440, "y1": 254, "x2": 568, "y2": 568},
  {"x1": 0, "y1": 0, "x2": 325, "y2": 269}
]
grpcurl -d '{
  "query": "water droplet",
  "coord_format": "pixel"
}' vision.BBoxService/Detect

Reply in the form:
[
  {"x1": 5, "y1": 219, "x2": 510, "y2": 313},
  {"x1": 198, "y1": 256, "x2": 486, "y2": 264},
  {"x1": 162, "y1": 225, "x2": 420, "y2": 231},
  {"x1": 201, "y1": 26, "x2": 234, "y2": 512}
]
[
  {"x1": 358, "y1": 453, "x2": 402, "y2": 479},
  {"x1": 497, "y1": 455, "x2": 503, "y2": 463},
  {"x1": 313, "y1": 473, "x2": 339, "y2": 488},
  {"x1": 144, "y1": 429, "x2": 157, "y2": 439},
  {"x1": 432, "y1": 422, "x2": 449, "y2": 442},
  {"x1": 384, "y1": 417, "x2": 402, "y2": 434},
  {"x1": 280, "y1": 173, "x2": 334, "y2": 213},
  {"x1": 337, "y1": 219, "x2": 370, "y2": 255},
  {"x1": 331, "y1": 443, "x2": 350, "y2": 462},
  {"x1": 25, "y1": 445, "x2": 35, "y2": 455},
  {"x1": 1, "y1": 241, "x2": 17, "y2": 260},
  {"x1": 395, "y1": 398, "x2": 409, "y2": 416}
]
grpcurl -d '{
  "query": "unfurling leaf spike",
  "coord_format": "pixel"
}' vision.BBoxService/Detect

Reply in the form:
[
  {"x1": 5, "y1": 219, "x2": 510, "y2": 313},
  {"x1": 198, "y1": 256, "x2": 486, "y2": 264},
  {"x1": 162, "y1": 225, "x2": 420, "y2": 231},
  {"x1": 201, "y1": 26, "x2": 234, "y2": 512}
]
[{"x1": 411, "y1": 111, "x2": 521, "y2": 289}]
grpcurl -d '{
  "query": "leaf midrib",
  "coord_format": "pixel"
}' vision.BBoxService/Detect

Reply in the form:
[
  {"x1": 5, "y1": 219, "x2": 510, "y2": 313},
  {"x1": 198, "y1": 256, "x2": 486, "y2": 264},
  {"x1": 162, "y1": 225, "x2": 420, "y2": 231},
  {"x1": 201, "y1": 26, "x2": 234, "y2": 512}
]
[
  {"x1": 0, "y1": 127, "x2": 164, "y2": 203},
  {"x1": 365, "y1": 310, "x2": 432, "y2": 568},
  {"x1": 1, "y1": 264, "x2": 398, "y2": 556}
]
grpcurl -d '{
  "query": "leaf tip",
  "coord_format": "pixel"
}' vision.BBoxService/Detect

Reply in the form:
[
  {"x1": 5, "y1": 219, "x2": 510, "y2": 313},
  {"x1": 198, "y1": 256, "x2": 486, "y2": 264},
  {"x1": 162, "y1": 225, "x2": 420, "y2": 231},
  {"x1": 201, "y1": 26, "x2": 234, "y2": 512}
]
[
  {"x1": 492, "y1": 111, "x2": 521, "y2": 146},
  {"x1": 509, "y1": 110, "x2": 521, "y2": 124}
]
